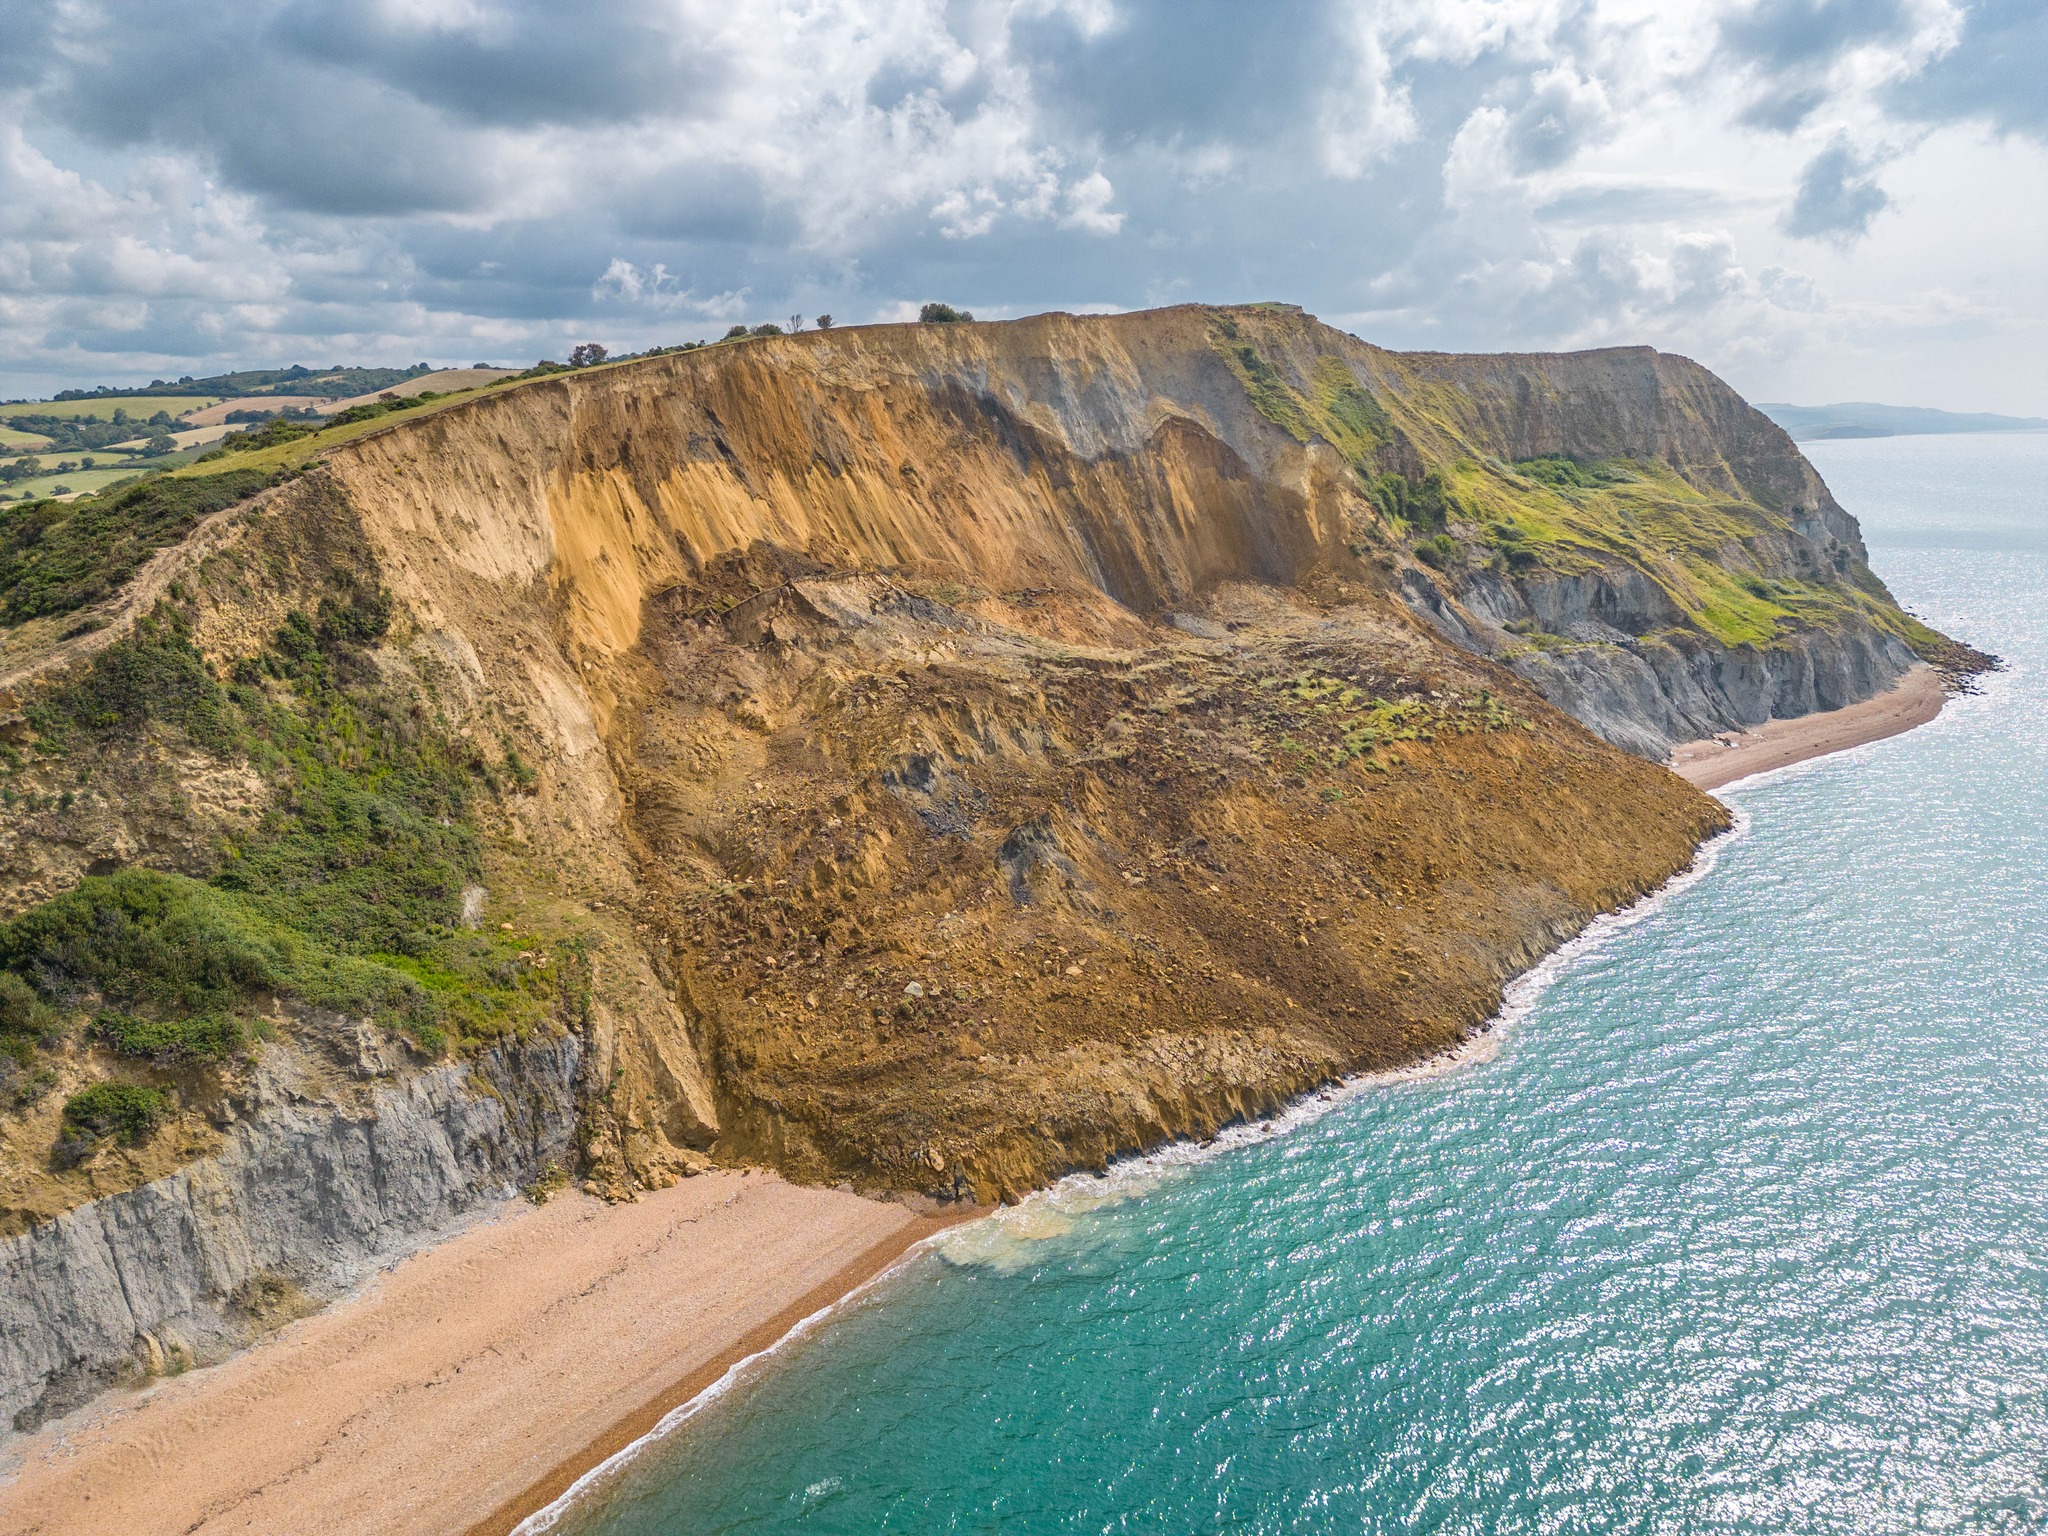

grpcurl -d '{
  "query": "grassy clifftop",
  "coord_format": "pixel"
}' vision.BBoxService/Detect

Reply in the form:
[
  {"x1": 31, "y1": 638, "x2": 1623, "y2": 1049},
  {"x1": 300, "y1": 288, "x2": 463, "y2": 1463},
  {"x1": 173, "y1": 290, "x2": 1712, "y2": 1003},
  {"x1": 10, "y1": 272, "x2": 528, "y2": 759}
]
[{"x1": 1202, "y1": 305, "x2": 1952, "y2": 663}]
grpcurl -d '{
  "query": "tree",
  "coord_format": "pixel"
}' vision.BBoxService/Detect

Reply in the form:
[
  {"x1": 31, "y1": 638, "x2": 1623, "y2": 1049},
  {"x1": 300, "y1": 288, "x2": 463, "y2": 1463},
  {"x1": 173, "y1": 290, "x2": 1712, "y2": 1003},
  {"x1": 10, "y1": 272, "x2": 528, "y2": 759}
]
[
  {"x1": 723, "y1": 324, "x2": 750, "y2": 340},
  {"x1": 787, "y1": 314, "x2": 804, "y2": 333},
  {"x1": 815, "y1": 314, "x2": 834, "y2": 330},
  {"x1": 919, "y1": 302, "x2": 973, "y2": 323},
  {"x1": 568, "y1": 343, "x2": 608, "y2": 368},
  {"x1": 139, "y1": 434, "x2": 176, "y2": 458},
  {"x1": 751, "y1": 323, "x2": 784, "y2": 337}
]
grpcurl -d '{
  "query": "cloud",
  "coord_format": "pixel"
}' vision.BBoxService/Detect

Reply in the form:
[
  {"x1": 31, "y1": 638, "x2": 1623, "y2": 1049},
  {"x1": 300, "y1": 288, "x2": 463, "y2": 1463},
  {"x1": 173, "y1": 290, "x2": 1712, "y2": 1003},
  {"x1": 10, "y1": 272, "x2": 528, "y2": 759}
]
[
  {"x1": 1889, "y1": 0, "x2": 2048, "y2": 137},
  {"x1": 0, "y1": 0, "x2": 2040, "y2": 413},
  {"x1": 1715, "y1": 0, "x2": 1945, "y2": 131},
  {"x1": 1781, "y1": 142, "x2": 1892, "y2": 240}
]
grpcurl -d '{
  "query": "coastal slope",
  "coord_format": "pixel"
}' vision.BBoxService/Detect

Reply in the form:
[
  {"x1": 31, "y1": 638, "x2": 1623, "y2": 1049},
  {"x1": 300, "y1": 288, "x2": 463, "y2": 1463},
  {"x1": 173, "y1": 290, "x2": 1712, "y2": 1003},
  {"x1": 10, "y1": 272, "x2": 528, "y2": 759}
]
[{"x1": 0, "y1": 304, "x2": 1975, "y2": 1433}]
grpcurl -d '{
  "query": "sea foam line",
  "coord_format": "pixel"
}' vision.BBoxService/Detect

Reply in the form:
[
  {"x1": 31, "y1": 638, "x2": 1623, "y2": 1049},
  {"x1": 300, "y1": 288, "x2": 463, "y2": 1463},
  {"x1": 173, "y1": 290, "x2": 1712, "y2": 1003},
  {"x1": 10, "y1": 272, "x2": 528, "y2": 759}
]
[{"x1": 514, "y1": 812, "x2": 1746, "y2": 1530}]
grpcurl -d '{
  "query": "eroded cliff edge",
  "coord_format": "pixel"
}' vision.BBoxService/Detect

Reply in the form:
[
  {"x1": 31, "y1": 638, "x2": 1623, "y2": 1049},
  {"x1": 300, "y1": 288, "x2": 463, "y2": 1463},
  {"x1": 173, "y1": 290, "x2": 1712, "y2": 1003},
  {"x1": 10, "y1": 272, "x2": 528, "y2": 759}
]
[{"x1": 0, "y1": 305, "x2": 1974, "y2": 1430}]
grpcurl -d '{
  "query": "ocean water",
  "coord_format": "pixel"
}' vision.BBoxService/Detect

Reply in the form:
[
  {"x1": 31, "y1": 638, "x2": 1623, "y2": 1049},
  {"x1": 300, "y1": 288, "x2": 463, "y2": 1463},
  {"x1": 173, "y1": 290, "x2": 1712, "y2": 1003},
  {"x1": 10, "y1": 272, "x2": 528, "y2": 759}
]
[{"x1": 543, "y1": 432, "x2": 2048, "y2": 1536}]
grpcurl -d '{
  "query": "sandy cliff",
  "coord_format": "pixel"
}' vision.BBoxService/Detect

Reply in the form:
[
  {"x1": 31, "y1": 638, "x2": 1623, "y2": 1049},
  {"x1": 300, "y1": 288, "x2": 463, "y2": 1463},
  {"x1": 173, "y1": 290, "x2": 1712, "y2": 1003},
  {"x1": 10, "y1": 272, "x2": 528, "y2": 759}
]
[{"x1": 0, "y1": 304, "x2": 1969, "y2": 1430}]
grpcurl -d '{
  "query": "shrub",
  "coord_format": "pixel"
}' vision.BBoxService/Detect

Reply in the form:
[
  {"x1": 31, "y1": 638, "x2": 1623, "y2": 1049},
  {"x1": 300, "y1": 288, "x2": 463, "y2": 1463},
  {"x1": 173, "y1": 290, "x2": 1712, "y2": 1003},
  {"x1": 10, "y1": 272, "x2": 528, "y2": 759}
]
[
  {"x1": 0, "y1": 467, "x2": 271, "y2": 625},
  {"x1": 568, "y1": 343, "x2": 608, "y2": 367},
  {"x1": 750, "y1": 323, "x2": 784, "y2": 337},
  {"x1": 1369, "y1": 471, "x2": 1454, "y2": 532},
  {"x1": 1514, "y1": 455, "x2": 1624, "y2": 491},
  {"x1": 91, "y1": 1010, "x2": 242, "y2": 1064},
  {"x1": 6, "y1": 574, "x2": 566, "y2": 1059},
  {"x1": 1, "y1": 869, "x2": 296, "y2": 1015},
  {"x1": 62, "y1": 1081, "x2": 168, "y2": 1143},
  {"x1": 919, "y1": 303, "x2": 973, "y2": 324},
  {"x1": 24, "y1": 607, "x2": 239, "y2": 754},
  {"x1": 722, "y1": 325, "x2": 749, "y2": 340},
  {"x1": 0, "y1": 971, "x2": 46, "y2": 1035},
  {"x1": 1415, "y1": 533, "x2": 1462, "y2": 571},
  {"x1": 815, "y1": 314, "x2": 834, "y2": 329}
]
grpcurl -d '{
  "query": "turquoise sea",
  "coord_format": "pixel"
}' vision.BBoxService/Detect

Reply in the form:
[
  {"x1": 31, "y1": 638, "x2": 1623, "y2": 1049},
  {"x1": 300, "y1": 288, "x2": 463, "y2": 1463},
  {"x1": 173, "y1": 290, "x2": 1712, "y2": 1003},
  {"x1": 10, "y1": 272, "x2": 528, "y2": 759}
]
[{"x1": 541, "y1": 432, "x2": 2048, "y2": 1535}]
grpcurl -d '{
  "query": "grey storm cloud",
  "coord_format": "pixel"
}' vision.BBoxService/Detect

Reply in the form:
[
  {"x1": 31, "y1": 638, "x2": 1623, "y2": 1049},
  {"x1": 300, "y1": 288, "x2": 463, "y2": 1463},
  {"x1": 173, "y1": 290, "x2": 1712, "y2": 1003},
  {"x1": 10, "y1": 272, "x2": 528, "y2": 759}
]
[
  {"x1": 1891, "y1": 0, "x2": 2048, "y2": 136},
  {"x1": 1717, "y1": 0, "x2": 1917, "y2": 130},
  {"x1": 1781, "y1": 143, "x2": 1891, "y2": 241},
  {"x1": 0, "y1": 0, "x2": 2044, "y2": 408}
]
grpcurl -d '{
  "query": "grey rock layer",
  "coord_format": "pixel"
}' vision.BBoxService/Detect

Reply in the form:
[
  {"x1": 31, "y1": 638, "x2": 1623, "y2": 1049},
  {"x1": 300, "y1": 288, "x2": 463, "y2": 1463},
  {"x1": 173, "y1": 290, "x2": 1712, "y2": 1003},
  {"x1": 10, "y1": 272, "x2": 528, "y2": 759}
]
[
  {"x1": 1403, "y1": 561, "x2": 1916, "y2": 761},
  {"x1": 0, "y1": 1033, "x2": 579, "y2": 1435}
]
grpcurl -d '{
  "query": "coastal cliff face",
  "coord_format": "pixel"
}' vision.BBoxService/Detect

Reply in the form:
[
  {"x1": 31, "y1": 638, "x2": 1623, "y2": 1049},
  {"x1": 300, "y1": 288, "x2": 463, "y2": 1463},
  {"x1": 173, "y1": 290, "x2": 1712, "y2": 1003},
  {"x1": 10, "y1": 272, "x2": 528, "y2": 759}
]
[
  {"x1": 0, "y1": 305, "x2": 1961, "y2": 1428},
  {"x1": 0, "y1": 1033, "x2": 577, "y2": 1433}
]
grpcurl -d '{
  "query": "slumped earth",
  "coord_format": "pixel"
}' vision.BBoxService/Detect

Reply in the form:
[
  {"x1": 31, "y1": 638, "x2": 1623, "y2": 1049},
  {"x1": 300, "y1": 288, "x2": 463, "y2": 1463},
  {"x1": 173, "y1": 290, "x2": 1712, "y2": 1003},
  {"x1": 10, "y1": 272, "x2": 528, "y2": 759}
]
[{"x1": 537, "y1": 433, "x2": 2048, "y2": 1535}]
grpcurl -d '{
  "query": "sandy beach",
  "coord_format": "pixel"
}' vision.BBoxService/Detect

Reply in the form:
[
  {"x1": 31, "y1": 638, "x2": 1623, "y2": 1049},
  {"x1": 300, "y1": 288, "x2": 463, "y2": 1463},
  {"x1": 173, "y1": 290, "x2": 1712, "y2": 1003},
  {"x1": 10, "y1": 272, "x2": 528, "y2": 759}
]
[
  {"x1": 0, "y1": 671, "x2": 1955, "y2": 1536},
  {"x1": 1669, "y1": 665, "x2": 1947, "y2": 791},
  {"x1": 0, "y1": 1173, "x2": 953, "y2": 1536}
]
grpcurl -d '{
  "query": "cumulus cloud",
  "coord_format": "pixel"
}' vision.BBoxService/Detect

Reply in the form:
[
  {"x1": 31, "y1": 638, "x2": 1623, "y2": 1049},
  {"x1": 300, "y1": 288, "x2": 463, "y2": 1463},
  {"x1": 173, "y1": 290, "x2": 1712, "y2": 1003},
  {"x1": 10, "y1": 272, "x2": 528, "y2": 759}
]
[
  {"x1": 1782, "y1": 142, "x2": 1893, "y2": 240},
  {"x1": 0, "y1": 0, "x2": 2040, "y2": 410}
]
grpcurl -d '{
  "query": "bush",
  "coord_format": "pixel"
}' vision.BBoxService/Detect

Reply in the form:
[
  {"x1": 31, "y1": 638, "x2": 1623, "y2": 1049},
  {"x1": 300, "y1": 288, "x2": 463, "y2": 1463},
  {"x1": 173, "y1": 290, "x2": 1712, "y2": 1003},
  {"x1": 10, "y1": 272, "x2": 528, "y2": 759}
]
[
  {"x1": 91, "y1": 1010, "x2": 242, "y2": 1064},
  {"x1": 1, "y1": 869, "x2": 297, "y2": 1015},
  {"x1": 23, "y1": 607, "x2": 239, "y2": 753},
  {"x1": 1415, "y1": 533, "x2": 1462, "y2": 571},
  {"x1": 1369, "y1": 471, "x2": 1454, "y2": 532},
  {"x1": 750, "y1": 323, "x2": 783, "y2": 337},
  {"x1": 5, "y1": 574, "x2": 568, "y2": 1059},
  {"x1": 919, "y1": 303, "x2": 973, "y2": 324},
  {"x1": 0, "y1": 467, "x2": 272, "y2": 625},
  {"x1": 0, "y1": 970, "x2": 45, "y2": 1035},
  {"x1": 1514, "y1": 455, "x2": 1624, "y2": 491},
  {"x1": 62, "y1": 1081, "x2": 168, "y2": 1143}
]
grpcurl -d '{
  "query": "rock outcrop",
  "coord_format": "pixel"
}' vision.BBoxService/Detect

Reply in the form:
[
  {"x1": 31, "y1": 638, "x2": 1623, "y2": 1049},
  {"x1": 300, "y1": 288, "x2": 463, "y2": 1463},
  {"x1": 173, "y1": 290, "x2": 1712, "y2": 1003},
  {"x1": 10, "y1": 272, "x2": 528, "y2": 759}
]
[{"x1": 0, "y1": 1033, "x2": 577, "y2": 1432}]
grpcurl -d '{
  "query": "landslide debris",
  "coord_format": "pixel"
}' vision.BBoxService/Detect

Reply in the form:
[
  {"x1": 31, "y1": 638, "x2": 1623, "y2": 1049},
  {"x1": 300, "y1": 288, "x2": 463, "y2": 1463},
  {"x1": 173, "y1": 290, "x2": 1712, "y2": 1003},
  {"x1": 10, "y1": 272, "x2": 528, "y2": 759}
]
[{"x1": 7, "y1": 301, "x2": 1972, "y2": 1220}]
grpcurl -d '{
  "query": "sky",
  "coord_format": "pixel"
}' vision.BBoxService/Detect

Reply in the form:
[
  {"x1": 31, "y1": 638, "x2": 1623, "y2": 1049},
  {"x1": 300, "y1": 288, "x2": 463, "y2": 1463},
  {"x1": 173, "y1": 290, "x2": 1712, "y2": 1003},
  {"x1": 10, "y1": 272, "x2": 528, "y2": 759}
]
[{"x1": 2, "y1": 0, "x2": 2043, "y2": 412}]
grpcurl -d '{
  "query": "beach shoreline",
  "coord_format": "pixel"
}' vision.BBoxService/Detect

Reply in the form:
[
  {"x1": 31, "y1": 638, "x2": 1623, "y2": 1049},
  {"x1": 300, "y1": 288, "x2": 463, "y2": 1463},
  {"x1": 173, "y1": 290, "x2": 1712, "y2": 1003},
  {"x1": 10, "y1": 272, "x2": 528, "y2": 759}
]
[
  {"x1": 1668, "y1": 664, "x2": 1947, "y2": 791},
  {"x1": 0, "y1": 1172, "x2": 963, "y2": 1536},
  {"x1": 0, "y1": 682, "x2": 1950, "y2": 1536}
]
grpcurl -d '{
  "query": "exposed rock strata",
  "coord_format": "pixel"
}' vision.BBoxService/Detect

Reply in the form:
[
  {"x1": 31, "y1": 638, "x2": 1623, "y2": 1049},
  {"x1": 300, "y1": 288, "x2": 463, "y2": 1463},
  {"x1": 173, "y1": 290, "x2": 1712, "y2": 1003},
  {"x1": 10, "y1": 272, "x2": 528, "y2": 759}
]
[{"x1": 0, "y1": 1033, "x2": 577, "y2": 1433}]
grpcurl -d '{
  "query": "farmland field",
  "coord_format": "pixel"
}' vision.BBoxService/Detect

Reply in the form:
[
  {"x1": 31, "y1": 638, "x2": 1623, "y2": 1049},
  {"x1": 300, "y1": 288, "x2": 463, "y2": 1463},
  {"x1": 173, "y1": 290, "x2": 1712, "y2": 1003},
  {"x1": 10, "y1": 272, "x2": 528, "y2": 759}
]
[{"x1": 0, "y1": 395, "x2": 218, "y2": 422}]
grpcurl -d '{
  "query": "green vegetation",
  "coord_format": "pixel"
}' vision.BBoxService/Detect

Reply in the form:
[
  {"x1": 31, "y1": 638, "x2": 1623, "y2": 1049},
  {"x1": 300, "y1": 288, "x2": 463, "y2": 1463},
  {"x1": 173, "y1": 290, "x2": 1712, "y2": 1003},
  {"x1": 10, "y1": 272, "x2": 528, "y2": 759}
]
[
  {"x1": 49, "y1": 364, "x2": 431, "y2": 403},
  {"x1": 1368, "y1": 470, "x2": 1455, "y2": 532},
  {"x1": 92, "y1": 1010, "x2": 242, "y2": 1064},
  {"x1": 195, "y1": 393, "x2": 440, "y2": 464},
  {"x1": 1513, "y1": 454, "x2": 1627, "y2": 491},
  {"x1": 3, "y1": 397, "x2": 215, "y2": 423},
  {"x1": 60, "y1": 1081, "x2": 167, "y2": 1143},
  {"x1": 1258, "y1": 670, "x2": 1528, "y2": 773},
  {"x1": 1, "y1": 409, "x2": 180, "y2": 453},
  {"x1": 1210, "y1": 324, "x2": 1421, "y2": 528},
  {"x1": 1414, "y1": 533, "x2": 1462, "y2": 571},
  {"x1": 0, "y1": 467, "x2": 274, "y2": 626},
  {"x1": 5, "y1": 581, "x2": 572, "y2": 1061},
  {"x1": 919, "y1": 303, "x2": 974, "y2": 323}
]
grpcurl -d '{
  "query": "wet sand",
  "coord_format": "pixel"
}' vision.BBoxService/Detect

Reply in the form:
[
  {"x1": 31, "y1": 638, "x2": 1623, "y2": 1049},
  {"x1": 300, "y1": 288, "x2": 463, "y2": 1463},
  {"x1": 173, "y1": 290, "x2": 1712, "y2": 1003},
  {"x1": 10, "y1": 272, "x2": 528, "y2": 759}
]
[
  {"x1": 1669, "y1": 665, "x2": 1946, "y2": 791},
  {"x1": 0, "y1": 1173, "x2": 955, "y2": 1536}
]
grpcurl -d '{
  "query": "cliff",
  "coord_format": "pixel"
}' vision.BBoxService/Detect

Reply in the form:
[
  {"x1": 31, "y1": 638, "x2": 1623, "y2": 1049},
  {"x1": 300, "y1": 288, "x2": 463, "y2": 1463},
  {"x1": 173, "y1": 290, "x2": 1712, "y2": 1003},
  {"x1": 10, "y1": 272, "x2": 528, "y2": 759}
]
[{"x1": 0, "y1": 304, "x2": 1971, "y2": 1429}]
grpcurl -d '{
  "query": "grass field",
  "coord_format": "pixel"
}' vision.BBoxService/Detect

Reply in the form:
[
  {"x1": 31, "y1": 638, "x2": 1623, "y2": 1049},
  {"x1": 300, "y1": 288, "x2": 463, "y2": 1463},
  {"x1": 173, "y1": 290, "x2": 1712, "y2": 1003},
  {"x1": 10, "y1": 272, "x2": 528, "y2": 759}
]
[
  {"x1": 0, "y1": 396, "x2": 219, "y2": 423},
  {"x1": 0, "y1": 466, "x2": 146, "y2": 502}
]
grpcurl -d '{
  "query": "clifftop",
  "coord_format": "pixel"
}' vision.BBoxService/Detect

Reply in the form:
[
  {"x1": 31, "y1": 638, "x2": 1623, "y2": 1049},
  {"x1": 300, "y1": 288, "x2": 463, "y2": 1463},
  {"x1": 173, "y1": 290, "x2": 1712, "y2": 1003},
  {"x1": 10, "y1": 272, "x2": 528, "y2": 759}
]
[{"x1": 0, "y1": 305, "x2": 1975, "y2": 1430}]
